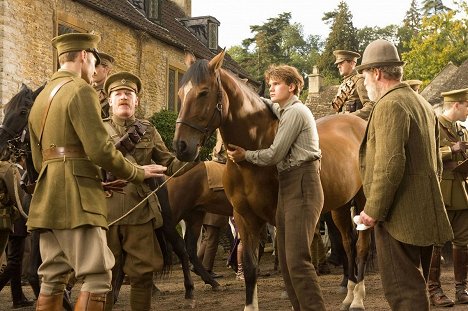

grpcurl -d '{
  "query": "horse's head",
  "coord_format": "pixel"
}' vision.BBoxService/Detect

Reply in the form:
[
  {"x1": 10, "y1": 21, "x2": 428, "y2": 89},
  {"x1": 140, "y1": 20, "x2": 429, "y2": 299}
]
[
  {"x1": 173, "y1": 50, "x2": 227, "y2": 162},
  {"x1": 0, "y1": 83, "x2": 44, "y2": 153}
]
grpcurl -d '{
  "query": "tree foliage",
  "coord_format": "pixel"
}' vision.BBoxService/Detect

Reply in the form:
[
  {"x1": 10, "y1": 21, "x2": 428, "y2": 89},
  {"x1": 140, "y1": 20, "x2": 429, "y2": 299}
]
[
  {"x1": 227, "y1": 12, "x2": 322, "y2": 87},
  {"x1": 397, "y1": 0, "x2": 421, "y2": 53},
  {"x1": 317, "y1": 1, "x2": 359, "y2": 78},
  {"x1": 402, "y1": 3, "x2": 468, "y2": 83},
  {"x1": 422, "y1": 0, "x2": 452, "y2": 16}
]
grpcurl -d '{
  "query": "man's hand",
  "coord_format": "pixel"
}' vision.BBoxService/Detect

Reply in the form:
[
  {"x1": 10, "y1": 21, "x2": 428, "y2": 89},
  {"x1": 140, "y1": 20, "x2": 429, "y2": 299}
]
[
  {"x1": 227, "y1": 144, "x2": 246, "y2": 163},
  {"x1": 142, "y1": 164, "x2": 167, "y2": 179},
  {"x1": 452, "y1": 141, "x2": 468, "y2": 154},
  {"x1": 359, "y1": 211, "x2": 376, "y2": 228}
]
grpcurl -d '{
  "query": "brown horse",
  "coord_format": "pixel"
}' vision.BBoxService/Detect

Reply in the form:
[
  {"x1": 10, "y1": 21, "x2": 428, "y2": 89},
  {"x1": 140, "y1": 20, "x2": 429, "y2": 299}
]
[
  {"x1": 173, "y1": 50, "x2": 371, "y2": 311},
  {"x1": 165, "y1": 161, "x2": 233, "y2": 301}
]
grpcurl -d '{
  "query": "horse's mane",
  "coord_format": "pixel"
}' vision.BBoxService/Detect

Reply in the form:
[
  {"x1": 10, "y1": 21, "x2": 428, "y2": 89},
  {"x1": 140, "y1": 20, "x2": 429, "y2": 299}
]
[
  {"x1": 3, "y1": 83, "x2": 45, "y2": 115},
  {"x1": 180, "y1": 59, "x2": 210, "y2": 87},
  {"x1": 3, "y1": 84, "x2": 33, "y2": 115}
]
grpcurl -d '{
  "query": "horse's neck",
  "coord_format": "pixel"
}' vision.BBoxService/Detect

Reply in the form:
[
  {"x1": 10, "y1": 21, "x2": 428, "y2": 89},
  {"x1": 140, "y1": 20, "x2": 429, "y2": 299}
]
[{"x1": 219, "y1": 71, "x2": 277, "y2": 149}]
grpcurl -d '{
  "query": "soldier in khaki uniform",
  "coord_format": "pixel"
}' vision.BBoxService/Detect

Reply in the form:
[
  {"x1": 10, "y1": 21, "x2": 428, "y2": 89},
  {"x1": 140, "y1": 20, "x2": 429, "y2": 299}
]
[
  {"x1": 404, "y1": 79, "x2": 423, "y2": 93},
  {"x1": 27, "y1": 33, "x2": 165, "y2": 311},
  {"x1": 198, "y1": 212, "x2": 228, "y2": 278},
  {"x1": 428, "y1": 88, "x2": 468, "y2": 306},
  {"x1": 331, "y1": 50, "x2": 374, "y2": 120},
  {"x1": 92, "y1": 52, "x2": 115, "y2": 118},
  {"x1": 357, "y1": 39, "x2": 453, "y2": 310},
  {"x1": 103, "y1": 71, "x2": 196, "y2": 310}
]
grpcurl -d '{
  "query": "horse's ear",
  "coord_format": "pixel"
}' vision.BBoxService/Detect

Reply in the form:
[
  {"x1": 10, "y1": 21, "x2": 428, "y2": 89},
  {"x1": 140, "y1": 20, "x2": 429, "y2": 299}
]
[
  {"x1": 184, "y1": 50, "x2": 196, "y2": 68},
  {"x1": 20, "y1": 83, "x2": 28, "y2": 91},
  {"x1": 208, "y1": 49, "x2": 226, "y2": 72}
]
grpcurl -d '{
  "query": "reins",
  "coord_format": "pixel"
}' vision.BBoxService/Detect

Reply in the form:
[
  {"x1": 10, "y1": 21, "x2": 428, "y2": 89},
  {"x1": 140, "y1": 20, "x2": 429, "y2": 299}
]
[{"x1": 107, "y1": 161, "x2": 190, "y2": 226}]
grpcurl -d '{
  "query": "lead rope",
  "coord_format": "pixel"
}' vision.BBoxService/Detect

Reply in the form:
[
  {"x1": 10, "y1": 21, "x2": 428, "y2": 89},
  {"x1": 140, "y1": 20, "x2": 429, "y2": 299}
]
[
  {"x1": 13, "y1": 171, "x2": 28, "y2": 219},
  {"x1": 108, "y1": 161, "x2": 190, "y2": 226}
]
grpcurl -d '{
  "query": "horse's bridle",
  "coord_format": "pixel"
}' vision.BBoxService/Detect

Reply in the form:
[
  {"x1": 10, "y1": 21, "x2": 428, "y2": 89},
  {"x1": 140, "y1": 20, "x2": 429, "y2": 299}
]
[
  {"x1": 176, "y1": 73, "x2": 225, "y2": 147},
  {"x1": 0, "y1": 124, "x2": 18, "y2": 138}
]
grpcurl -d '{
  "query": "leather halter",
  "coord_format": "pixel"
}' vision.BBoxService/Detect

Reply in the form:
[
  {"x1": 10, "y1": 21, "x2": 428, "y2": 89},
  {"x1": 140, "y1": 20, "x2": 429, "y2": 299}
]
[{"x1": 176, "y1": 73, "x2": 224, "y2": 146}]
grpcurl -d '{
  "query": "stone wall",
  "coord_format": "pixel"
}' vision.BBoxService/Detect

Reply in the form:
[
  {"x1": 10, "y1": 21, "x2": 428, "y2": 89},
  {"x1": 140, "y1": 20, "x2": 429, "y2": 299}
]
[{"x1": 0, "y1": 0, "x2": 187, "y2": 119}]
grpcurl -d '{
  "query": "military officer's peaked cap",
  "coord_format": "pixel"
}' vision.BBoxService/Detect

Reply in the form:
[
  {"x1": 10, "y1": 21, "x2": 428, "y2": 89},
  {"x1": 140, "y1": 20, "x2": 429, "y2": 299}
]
[
  {"x1": 98, "y1": 52, "x2": 115, "y2": 67},
  {"x1": 441, "y1": 88, "x2": 468, "y2": 103},
  {"x1": 104, "y1": 71, "x2": 142, "y2": 95},
  {"x1": 404, "y1": 79, "x2": 423, "y2": 91},
  {"x1": 333, "y1": 50, "x2": 361, "y2": 64},
  {"x1": 52, "y1": 33, "x2": 101, "y2": 65}
]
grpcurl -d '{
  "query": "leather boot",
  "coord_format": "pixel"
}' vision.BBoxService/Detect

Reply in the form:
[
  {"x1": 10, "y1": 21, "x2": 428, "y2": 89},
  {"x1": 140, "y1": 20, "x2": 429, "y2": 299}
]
[
  {"x1": 74, "y1": 291, "x2": 107, "y2": 311},
  {"x1": 36, "y1": 293, "x2": 64, "y2": 311},
  {"x1": 428, "y1": 246, "x2": 454, "y2": 307},
  {"x1": 453, "y1": 247, "x2": 468, "y2": 304},
  {"x1": 130, "y1": 286, "x2": 152, "y2": 311}
]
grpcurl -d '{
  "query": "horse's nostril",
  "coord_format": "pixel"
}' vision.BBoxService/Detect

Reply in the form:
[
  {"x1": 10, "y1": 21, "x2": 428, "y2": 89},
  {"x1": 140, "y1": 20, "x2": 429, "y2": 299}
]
[{"x1": 175, "y1": 140, "x2": 187, "y2": 153}]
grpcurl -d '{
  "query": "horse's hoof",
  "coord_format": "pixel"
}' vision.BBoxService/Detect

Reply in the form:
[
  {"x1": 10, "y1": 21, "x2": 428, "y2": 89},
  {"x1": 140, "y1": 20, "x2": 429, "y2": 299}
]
[
  {"x1": 338, "y1": 286, "x2": 347, "y2": 294},
  {"x1": 183, "y1": 299, "x2": 196, "y2": 309},
  {"x1": 340, "y1": 303, "x2": 350, "y2": 311}
]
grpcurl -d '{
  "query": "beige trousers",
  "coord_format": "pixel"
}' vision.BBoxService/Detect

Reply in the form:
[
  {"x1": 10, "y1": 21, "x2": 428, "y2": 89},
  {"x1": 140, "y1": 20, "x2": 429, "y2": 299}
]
[{"x1": 38, "y1": 226, "x2": 114, "y2": 295}]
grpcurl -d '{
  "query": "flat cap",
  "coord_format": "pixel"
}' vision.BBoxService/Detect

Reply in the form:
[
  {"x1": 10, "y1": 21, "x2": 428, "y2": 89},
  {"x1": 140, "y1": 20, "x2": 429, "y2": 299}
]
[
  {"x1": 98, "y1": 52, "x2": 115, "y2": 67},
  {"x1": 104, "y1": 71, "x2": 142, "y2": 95},
  {"x1": 441, "y1": 88, "x2": 468, "y2": 102},
  {"x1": 52, "y1": 33, "x2": 101, "y2": 65},
  {"x1": 333, "y1": 50, "x2": 361, "y2": 64}
]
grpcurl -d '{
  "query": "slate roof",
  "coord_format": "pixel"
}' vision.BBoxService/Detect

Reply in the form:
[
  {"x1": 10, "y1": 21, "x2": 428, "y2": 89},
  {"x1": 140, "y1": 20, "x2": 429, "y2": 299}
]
[
  {"x1": 420, "y1": 62, "x2": 459, "y2": 105},
  {"x1": 74, "y1": 0, "x2": 256, "y2": 83}
]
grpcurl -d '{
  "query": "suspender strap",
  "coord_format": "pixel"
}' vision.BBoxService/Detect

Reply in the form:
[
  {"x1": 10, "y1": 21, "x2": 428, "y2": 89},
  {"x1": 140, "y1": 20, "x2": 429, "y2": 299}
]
[{"x1": 38, "y1": 78, "x2": 73, "y2": 147}]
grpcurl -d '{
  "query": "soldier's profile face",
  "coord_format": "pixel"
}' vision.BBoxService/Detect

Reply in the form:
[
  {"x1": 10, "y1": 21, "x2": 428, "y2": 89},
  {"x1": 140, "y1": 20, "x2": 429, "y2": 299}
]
[
  {"x1": 82, "y1": 52, "x2": 97, "y2": 84},
  {"x1": 455, "y1": 102, "x2": 468, "y2": 122},
  {"x1": 337, "y1": 60, "x2": 355, "y2": 77},
  {"x1": 93, "y1": 64, "x2": 110, "y2": 85},
  {"x1": 109, "y1": 89, "x2": 138, "y2": 119}
]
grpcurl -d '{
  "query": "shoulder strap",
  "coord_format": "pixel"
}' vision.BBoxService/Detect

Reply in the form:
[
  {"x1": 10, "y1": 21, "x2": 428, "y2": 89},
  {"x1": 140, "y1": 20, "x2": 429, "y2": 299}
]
[{"x1": 38, "y1": 77, "x2": 74, "y2": 147}]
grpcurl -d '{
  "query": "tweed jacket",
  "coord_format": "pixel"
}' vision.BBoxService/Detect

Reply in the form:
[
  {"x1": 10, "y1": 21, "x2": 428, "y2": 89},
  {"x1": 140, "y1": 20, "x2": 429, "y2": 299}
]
[
  {"x1": 27, "y1": 70, "x2": 144, "y2": 230},
  {"x1": 105, "y1": 115, "x2": 195, "y2": 226},
  {"x1": 359, "y1": 83, "x2": 453, "y2": 246},
  {"x1": 438, "y1": 115, "x2": 468, "y2": 210}
]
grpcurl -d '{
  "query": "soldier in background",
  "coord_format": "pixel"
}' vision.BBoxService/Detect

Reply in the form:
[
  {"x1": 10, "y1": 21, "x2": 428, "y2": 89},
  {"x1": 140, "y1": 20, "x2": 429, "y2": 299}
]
[
  {"x1": 404, "y1": 79, "x2": 423, "y2": 93},
  {"x1": 92, "y1": 52, "x2": 115, "y2": 118},
  {"x1": 428, "y1": 88, "x2": 468, "y2": 307},
  {"x1": 331, "y1": 50, "x2": 374, "y2": 121}
]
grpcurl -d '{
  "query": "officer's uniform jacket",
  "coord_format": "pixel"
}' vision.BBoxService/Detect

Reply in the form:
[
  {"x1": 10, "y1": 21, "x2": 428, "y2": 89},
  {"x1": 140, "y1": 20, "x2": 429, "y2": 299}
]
[
  {"x1": 334, "y1": 71, "x2": 374, "y2": 121},
  {"x1": 27, "y1": 70, "x2": 144, "y2": 230},
  {"x1": 360, "y1": 83, "x2": 453, "y2": 246},
  {"x1": 104, "y1": 115, "x2": 194, "y2": 226},
  {"x1": 203, "y1": 212, "x2": 228, "y2": 228},
  {"x1": 438, "y1": 115, "x2": 468, "y2": 210}
]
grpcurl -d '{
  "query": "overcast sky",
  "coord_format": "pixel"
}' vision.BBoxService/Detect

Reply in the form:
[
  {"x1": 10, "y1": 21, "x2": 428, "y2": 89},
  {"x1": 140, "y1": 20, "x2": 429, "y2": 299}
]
[{"x1": 191, "y1": 0, "x2": 457, "y2": 48}]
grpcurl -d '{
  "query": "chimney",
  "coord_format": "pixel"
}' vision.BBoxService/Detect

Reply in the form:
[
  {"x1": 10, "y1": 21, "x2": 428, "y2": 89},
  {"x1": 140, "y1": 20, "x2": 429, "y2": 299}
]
[
  {"x1": 170, "y1": 0, "x2": 192, "y2": 17},
  {"x1": 308, "y1": 66, "x2": 323, "y2": 94},
  {"x1": 179, "y1": 16, "x2": 220, "y2": 51}
]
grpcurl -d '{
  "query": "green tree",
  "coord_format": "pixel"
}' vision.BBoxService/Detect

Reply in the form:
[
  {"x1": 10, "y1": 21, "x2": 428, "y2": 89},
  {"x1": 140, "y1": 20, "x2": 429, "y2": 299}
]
[
  {"x1": 357, "y1": 25, "x2": 399, "y2": 53},
  {"x1": 318, "y1": 1, "x2": 359, "y2": 79},
  {"x1": 397, "y1": 0, "x2": 421, "y2": 53},
  {"x1": 227, "y1": 12, "x2": 322, "y2": 85},
  {"x1": 402, "y1": 4, "x2": 468, "y2": 83},
  {"x1": 422, "y1": 0, "x2": 452, "y2": 16}
]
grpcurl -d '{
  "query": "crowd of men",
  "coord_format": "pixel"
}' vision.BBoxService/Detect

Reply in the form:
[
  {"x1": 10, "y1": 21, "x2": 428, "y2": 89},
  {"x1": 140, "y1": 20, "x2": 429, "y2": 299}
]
[{"x1": 0, "y1": 30, "x2": 467, "y2": 311}]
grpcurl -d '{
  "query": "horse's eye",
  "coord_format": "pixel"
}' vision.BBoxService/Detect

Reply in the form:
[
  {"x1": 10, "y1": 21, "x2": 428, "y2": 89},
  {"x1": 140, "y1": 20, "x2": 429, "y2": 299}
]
[
  {"x1": 198, "y1": 90, "x2": 208, "y2": 98},
  {"x1": 20, "y1": 109, "x2": 28, "y2": 115}
]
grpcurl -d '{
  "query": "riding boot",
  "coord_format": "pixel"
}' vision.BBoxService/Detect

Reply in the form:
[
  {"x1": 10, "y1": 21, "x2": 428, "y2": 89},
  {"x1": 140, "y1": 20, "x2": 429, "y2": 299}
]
[
  {"x1": 36, "y1": 293, "x2": 64, "y2": 311},
  {"x1": 74, "y1": 291, "x2": 107, "y2": 311},
  {"x1": 130, "y1": 286, "x2": 152, "y2": 311},
  {"x1": 453, "y1": 247, "x2": 468, "y2": 304},
  {"x1": 428, "y1": 246, "x2": 454, "y2": 307}
]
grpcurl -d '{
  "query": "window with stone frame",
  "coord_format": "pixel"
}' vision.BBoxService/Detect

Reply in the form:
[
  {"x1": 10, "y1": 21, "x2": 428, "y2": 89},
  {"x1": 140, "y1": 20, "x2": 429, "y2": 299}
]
[{"x1": 167, "y1": 66, "x2": 185, "y2": 112}]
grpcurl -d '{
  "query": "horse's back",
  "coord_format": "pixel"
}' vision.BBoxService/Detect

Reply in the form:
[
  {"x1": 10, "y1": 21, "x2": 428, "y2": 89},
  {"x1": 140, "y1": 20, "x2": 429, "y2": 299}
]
[{"x1": 317, "y1": 114, "x2": 366, "y2": 212}]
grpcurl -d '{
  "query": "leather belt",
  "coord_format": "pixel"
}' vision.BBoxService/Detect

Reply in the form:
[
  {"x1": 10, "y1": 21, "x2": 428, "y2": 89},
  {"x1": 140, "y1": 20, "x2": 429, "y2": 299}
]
[{"x1": 42, "y1": 146, "x2": 87, "y2": 161}]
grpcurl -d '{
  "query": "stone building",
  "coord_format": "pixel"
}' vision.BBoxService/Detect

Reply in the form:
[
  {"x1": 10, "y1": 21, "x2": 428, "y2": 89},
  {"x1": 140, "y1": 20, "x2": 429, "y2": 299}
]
[
  {"x1": 305, "y1": 66, "x2": 337, "y2": 119},
  {"x1": 0, "y1": 0, "x2": 255, "y2": 119}
]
